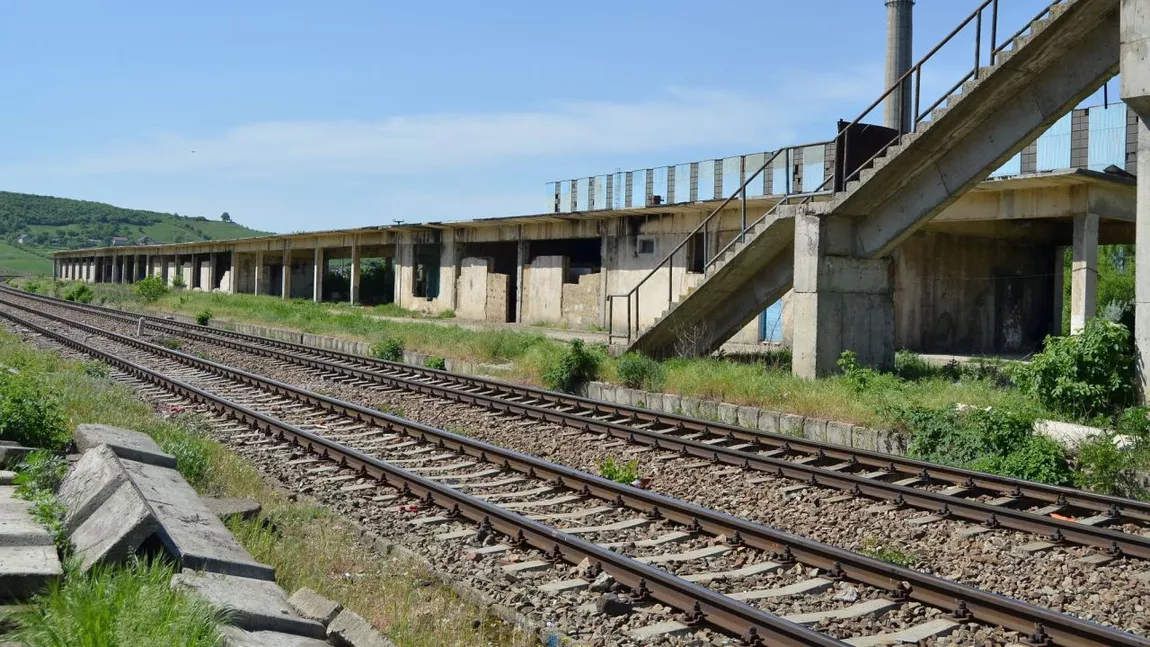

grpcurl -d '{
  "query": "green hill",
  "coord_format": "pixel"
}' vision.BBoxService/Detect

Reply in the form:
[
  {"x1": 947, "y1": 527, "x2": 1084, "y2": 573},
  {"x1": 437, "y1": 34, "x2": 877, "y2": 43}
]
[{"x1": 0, "y1": 191, "x2": 271, "y2": 275}]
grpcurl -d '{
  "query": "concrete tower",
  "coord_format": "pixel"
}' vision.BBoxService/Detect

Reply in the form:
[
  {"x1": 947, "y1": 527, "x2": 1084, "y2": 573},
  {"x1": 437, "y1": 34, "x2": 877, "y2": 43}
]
[{"x1": 884, "y1": 0, "x2": 914, "y2": 132}]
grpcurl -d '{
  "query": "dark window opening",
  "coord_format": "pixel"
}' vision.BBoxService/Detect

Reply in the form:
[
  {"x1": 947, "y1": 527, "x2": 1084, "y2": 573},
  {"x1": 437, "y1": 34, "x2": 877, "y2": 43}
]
[
  {"x1": 528, "y1": 238, "x2": 601, "y2": 284},
  {"x1": 637, "y1": 238, "x2": 655, "y2": 255},
  {"x1": 686, "y1": 232, "x2": 705, "y2": 273},
  {"x1": 413, "y1": 244, "x2": 440, "y2": 299}
]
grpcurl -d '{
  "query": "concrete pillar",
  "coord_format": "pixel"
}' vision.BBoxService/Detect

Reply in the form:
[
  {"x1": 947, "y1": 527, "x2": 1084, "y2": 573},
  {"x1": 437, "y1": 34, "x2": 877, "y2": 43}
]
[
  {"x1": 144, "y1": 254, "x2": 151, "y2": 278},
  {"x1": 1052, "y1": 246, "x2": 1066, "y2": 336},
  {"x1": 313, "y1": 247, "x2": 323, "y2": 303},
  {"x1": 1070, "y1": 213, "x2": 1099, "y2": 333},
  {"x1": 884, "y1": 0, "x2": 914, "y2": 132},
  {"x1": 515, "y1": 232, "x2": 527, "y2": 324},
  {"x1": 349, "y1": 242, "x2": 361, "y2": 304},
  {"x1": 1122, "y1": 0, "x2": 1150, "y2": 398},
  {"x1": 208, "y1": 252, "x2": 217, "y2": 291},
  {"x1": 111, "y1": 255, "x2": 121, "y2": 284},
  {"x1": 281, "y1": 250, "x2": 291, "y2": 299},
  {"x1": 791, "y1": 212, "x2": 894, "y2": 379},
  {"x1": 254, "y1": 251, "x2": 264, "y2": 296}
]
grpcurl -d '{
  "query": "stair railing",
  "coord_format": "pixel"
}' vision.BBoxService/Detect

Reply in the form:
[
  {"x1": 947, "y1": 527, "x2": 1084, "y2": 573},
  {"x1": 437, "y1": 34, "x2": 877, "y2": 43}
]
[{"x1": 606, "y1": 0, "x2": 1067, "y2": 346}]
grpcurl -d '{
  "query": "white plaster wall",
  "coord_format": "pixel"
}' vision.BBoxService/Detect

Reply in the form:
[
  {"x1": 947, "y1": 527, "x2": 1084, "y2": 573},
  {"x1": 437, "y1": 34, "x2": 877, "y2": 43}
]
[
  {"x1": 522, "y1": 256, "x2": 565, "y2": 324},
  {"x1": 456, "y1": 257, "x2": 491, "y2": 320}
]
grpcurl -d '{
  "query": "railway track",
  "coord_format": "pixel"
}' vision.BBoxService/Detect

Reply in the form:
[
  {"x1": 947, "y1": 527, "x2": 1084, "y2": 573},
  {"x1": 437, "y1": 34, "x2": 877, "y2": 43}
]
[
  {"x1": 5, "y1": 287, "x2": 1150, "y2": 563},
  {"x1": 1, "y1": 292, "x2": 1146, "y2": 646}
]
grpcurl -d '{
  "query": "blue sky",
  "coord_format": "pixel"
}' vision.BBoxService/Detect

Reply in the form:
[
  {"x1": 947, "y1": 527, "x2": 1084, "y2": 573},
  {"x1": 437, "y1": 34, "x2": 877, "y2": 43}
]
[{"x1": 0, "y1": 0, "x2": 1110, "y2": 233}]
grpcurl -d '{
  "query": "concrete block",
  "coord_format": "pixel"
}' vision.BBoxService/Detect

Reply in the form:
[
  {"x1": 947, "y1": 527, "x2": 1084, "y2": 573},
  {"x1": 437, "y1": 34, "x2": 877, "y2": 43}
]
[
  {"x1": 778, "y1": 414, "x2": 806, "y2": 436},
  {"x1": 597, "y1": 385, "x2": 617, "y2": 404},
  {"x1": 74, "y1": 424, "x2": 177, "y2": 468},
  {"x1": 851, "y1": 426, "x2": 878, "y2": 451},
  {"x1": 803, "y1": 417, "x2": 828, "y2": 442},
  {"x1": 661, "y1": 393, "x2": 681, "y2": 415},
  {"x1": 757, "y1": 410, "x2": 780, "y2": 434},
  {"x1": 0, "y1": 472, "x2": 14, "y2": 486},
  {"x1": 585, "y1": 382, "x2": 602, "y2": 400},
  {"x1": 0, "y1": 545, "x2": 63, "y2": 601},
  {"x1": 71, "y1": 481, "x2": 160, "y2": 571},
  {"x1": 221, "y1": 627, "x2": 331, "y2": 647},
  {"x1": 327, "y1": 608, "x2": 398, "y2": 647},
  {"x1": 717, "y1": 403, "x2": 739, "y2": 425},
  {"x1": 288, "y1": 587, "x2": 342, "y2": 626},
  {"x1": 1034, "y1": 419, "x2": 1104, "y2": 446},
  {"x1": 736, "y1": 406, "x2": 759, "y2": 429},
  {"x1": 203, "y1": 498, "x2": 262, "y2": 522},
  {"x1": 57, "y1": 445, "x2": 129, "y2": 533},
  {"x1": 694, "y1": 399, "x2": 718, "y2": 422},
  {"x1": 825, "y1": 421, "x2": 853, "y2": 447},
  {"x1": 121, "y1": 460, "x2": 274, "y2": 580},
  {"x1": 0, "y1": 446, "x2": 33, "y2": 465},
  {"x1": 172, "y1": 570, "x2": 326, "y2": 638}
]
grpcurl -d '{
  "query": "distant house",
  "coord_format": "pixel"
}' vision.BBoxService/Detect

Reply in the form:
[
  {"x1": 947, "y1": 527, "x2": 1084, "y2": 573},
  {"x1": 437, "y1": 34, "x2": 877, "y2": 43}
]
[
  {"x1": 87, "y1": 239, "x2": 102, "y2": 246},
  {"x1": 136, "y1": 235, "x2": 155, "y2": 245},
  {"x1": 15, "y1": 234, "x2": 30, "y2": 245},
  {"x1": 111, "y1": 236, "x2": 129, "y2": 246}
]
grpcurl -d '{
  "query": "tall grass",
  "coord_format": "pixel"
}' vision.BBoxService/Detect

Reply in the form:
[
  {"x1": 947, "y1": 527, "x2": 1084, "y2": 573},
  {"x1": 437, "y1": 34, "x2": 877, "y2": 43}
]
[{"x1": 11, "y1": 558, "x2": 224, "y2": 647}]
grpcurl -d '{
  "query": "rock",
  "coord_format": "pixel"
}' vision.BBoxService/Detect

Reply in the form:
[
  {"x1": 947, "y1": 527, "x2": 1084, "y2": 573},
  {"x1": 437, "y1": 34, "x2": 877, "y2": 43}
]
[
  {"x1": 595, "y1": 594, "x2": 632, "y2": 617},
  {"x1": 327, "y1": 608, "x2": 398, "y2": 647},
  {"x1": 575, "y1": 557, "x2": 597, "y2": 580},
  {"x1": 220, "y1": 627, "x2": 331, "y2": 647},
  {"x1": 288, "y1": 587, "x2": 342, "y2": 626},
  {"x1": 171, "y1": 570, "x2": 326, "y2": 638},
  {"x1": 833, "y1": 584, "x2": 859, "y2": 603},
  {"x1": 73, "y1": 424, "x2": 177, "y2": 468},
  {"x1": 203, "y1": 497, "x2": 262, "y2": 522},
  {"x1": 589, "y1": 572, "x2": 614, "y2": 593}
]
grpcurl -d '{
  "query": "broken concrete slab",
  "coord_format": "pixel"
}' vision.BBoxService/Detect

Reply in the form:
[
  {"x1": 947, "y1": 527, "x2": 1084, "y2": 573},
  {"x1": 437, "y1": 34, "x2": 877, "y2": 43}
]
[
  {"x1": 70, "y1": 481, "x2": 161, "y2": 572},
  {"x1": 0, "y1": 545, "x2": 63, "y2": 601},
  {"x1": 0, "y1": 446, "x2": 34, "y2": 466},
  {"x1": 57, "y1": 445, "x2": 130, "y2": 533},
  {"x1": 327, "y1": 608, "x2": 398, "y2": 647},
  {"x1": 203, "y1": 497, "x2": 262, "y2": 522},
  {"x1": 221, "y1": 626, "x2": 332, "y2": 647},
  {"x1": 0, "y1": 472, "x2": 14, "y2": 486},
  {"x1": 171, "y1": 570, "x2": 326, "y2": 639},
  {"x1": 74, "y1": 424, "x2": 177, "y2": 468},
  {"x1": 288, "y1": 587, "x2": 342, "y2": 626},
  {"x1": 121, "y1": 460, "x2": 274, "y2": 580},
  {"x1": 0, "y1": 488, "x2": 53, "y2": 548}
]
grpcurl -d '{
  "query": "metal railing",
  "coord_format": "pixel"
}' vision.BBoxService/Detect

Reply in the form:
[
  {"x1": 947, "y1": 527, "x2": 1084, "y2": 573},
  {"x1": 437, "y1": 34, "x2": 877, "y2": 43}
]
[{"x1": 606, "y1": 0, "x2": 1067, "y2": 346}]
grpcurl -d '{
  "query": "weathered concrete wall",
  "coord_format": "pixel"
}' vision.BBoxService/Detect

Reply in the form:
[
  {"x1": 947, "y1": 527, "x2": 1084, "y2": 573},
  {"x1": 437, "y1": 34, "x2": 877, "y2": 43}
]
[
  {"x1": 892, "y1": 230, "x2": 1055, "y2": 354},
  {"x1": 522, "y1": 256, "x2": 565, "y2": 325},
  {"x1": 455, "y1": 257, "x2": 490, "y2": 321},
  {"x1": 486, "y1": 273, "x2": 509, "y2": 323},
  {"x1": 560, "y1": 273, "x2": 601, "y2": 329}
]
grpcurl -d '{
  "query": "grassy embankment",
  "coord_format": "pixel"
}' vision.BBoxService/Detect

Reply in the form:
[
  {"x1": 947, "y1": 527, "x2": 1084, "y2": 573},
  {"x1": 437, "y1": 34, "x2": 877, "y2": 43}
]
[{"x1": 0, "y1": 326, "x2": 531, "y2": 646}]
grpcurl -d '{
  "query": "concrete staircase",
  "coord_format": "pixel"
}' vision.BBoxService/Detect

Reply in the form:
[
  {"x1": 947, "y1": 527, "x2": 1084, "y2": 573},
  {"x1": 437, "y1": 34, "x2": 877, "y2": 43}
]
[{"x1": 627, "y1": 0, "x2": 1120, "y2": 358}]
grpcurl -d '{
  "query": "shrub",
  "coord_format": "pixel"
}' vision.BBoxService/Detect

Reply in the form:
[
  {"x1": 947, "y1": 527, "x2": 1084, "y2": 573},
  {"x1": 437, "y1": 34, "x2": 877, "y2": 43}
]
[
  {"x1": 1014, "y1": 318, "x2": 1135, "y2": 419},
  {"x1": 63, "y1": 283, "x2": 94, "y2": 304},
  {"x1": 0, "y1": 373, "x2": 69, "y2": 451},
  {"x1": 599, "y1": 456, "x2": 639, "y2": 484},
  {"x1": 12, "y1": 451, "x2": 68, "y2": 495},
  {"x1": 1074, "y1": 407, "x2": 1150, "y2": 497},
  {"x1": 83, "y1": 361, "x2": 110, "y2": 378},
  {"x1": 171, "y1": 273, "x2": 186, "y2": 289},
  {"x1": 895, "y1": 405, "x2": 1072, "y2": 486},
  {"x1": 133, "y1": 276, "x2": 169, "y2": 303},
  {"x1": 616, "y1": 353, "x2": 665, "y2": 391},
  {"x1": 372, "y1": 337, "x2": 404, "y2": 362},
  {"x1": 542, "y1": 339, "x2": 599, "y2": 393},
  {"x1": 425, "y1": 356, "x2": 447, "y2": 370},
  {"x1": 194, "y1": 309, "x2": 212, "y2": 326},
  {"x1": 893, "y1": 350, "x2": 938, "y2": 381}
]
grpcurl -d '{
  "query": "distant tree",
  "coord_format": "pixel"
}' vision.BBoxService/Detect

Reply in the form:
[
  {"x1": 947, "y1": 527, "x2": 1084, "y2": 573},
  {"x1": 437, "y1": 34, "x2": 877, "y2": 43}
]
[{"x1": 220, "y1": 212, "x2": 232, "y2": 223}]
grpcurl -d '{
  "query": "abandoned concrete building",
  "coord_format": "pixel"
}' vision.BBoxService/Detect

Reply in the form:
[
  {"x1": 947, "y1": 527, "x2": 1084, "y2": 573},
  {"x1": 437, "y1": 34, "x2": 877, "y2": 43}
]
[{"x1": 52, "y1": 0, "x2": 1149, "y2": 381}]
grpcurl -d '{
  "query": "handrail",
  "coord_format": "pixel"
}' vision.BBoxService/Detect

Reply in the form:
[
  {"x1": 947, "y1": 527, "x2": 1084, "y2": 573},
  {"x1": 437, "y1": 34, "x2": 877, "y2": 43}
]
[{"x1": 607, "y1": 0, "x2": 1067, "y2": 346}]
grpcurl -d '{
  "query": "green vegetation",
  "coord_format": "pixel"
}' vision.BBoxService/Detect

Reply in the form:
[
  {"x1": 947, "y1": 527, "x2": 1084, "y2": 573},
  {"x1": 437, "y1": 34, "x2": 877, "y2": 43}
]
[
  {"x1": 12, "y1": 451, "x2": 69, "y2": 552},
  {"x1": 599, "y1": 456, "x2": 640, "y2": 485},
  {"x1": 133, "y1": 276, "x2": 169, "y2": 303},
  {"x1": 63, "y1": 283, "x2": 94, "y2": 303},
  {"x1": 372, "y1": 337, "x2": 404, "y2": 362},
  {"x1": 161, "y1": 337, "x2": 182, "y2": 350},
  {"x1": 616, "y1": 353, "x2": 665, "y2": 391},
  {"x1": 11, "y1": 559, "x2": 225, "y2": 647},
  {"x1": 0, "y1": 324, "x2": 530, "y2": 647},
  {"x1": 171, "y1": 272, "x2": 186, "y2": 289},
  {"x1": 859, "y1": 538, "x2": 920, "y2": 568},
  {"x1": 424, "y1": 356, "x2": 447, "y2": 370},
  {"x1": 1060, "y1": 245, "x2": 1135, "y2": 335},
  {"x1": 195, "y1": 309, "x2": 213, "y2": 326},
  {"x1": 0, "y1": 370, "x2": 70, "y2": 451},
  {"x1": 542, "y1": 339, "x2": 600, "y2": 393}
]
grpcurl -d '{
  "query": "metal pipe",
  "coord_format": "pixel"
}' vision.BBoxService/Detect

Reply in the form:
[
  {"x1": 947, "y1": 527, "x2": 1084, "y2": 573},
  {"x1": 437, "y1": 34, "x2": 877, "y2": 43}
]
[{"x1": 884, "y1": 0, "x2": 915, "y2": 132}]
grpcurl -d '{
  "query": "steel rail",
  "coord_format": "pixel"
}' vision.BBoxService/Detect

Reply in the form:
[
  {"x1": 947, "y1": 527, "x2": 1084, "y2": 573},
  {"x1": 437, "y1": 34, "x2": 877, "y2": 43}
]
[
  {"x1": 8, "y1": 287, "x2": 1149, "y2": 530},
  {"x1": 1, "y1": 301, "x2": 1147, "y2": 647},
  {"x1": 0, "y1": 307, "x2": 840, "y2": 647}
]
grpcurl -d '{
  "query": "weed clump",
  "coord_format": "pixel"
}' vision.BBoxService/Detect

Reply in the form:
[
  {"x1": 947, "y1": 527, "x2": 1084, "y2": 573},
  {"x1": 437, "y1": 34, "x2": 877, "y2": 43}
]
[
  {"x1": 599, "y1": 456, "x2": 639, "y2": 485},
  {"x1": 425, "y1": 356, "x2": 446, "y2": 371},
  {"x1": 0, "y1": 372, "x2": 69, "y2": 451},
  {"x1": 542, "y1": 339, "x2": 599, "y2": 393},
  {"x1": 372, "y1": 337, "x2": 404, "y2": 362},
  {"x1": 63, "y1": 283, "x2": 94, "y2": 304},
  {"x1": 616, "y1": 353, "x2": 665, "y2": 391},
  {"x1": 194, "y1": 309, "x2": 212, "y2": 326}
]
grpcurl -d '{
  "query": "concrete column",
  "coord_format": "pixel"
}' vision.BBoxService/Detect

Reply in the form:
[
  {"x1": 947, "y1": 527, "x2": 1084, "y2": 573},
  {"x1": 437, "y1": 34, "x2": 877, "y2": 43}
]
[
  {"x1": 1070, "y1": 212, "x2": 1099, "y2": 333},
  {"x1": 515, "y1": 232, "x2": 527, "y2": 324},
  {"x1": 349, "y1": 242, "x2": 361, "y2": 304},
  {"x1": 254, "y1": 251, "x2": 264, "y2": 296},
  {"x1": 313, "y1": 247, "x2": 324, "y2": 303},
  {"x1": 1122, "y1": 0, "x2": 1150, "y2": 398},
  {"x1": 791, "y1": 212, "x2": 894, "y2": 379},
  {"x1": 111, "y1": 255, "x2": 121, "y2": 284},
  {"x1": 884, "y1": 0, "x2": 914, "y2": 132},
  {"x1": 1052, "y1": 245, "x2": 1066, "y2": 336},
  {"x1": 144, "y1": 254, "x2": 151, "y2": 278},
  {"x1": 281, "y1": 250, "x2": 291, "y2": 299},
  {"x1": 208, "y1": 252, "x2": 217, "y2": 291}
]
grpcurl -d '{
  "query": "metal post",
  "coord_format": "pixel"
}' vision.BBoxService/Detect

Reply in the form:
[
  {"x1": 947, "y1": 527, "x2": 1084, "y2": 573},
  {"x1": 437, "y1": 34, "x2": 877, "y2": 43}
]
[
  {"x1": 989, "y1": 0, "x2": 999, "y2": 64},
  {"x1": 974, "y1": 11, "x2": 982, "y2": 78}
]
